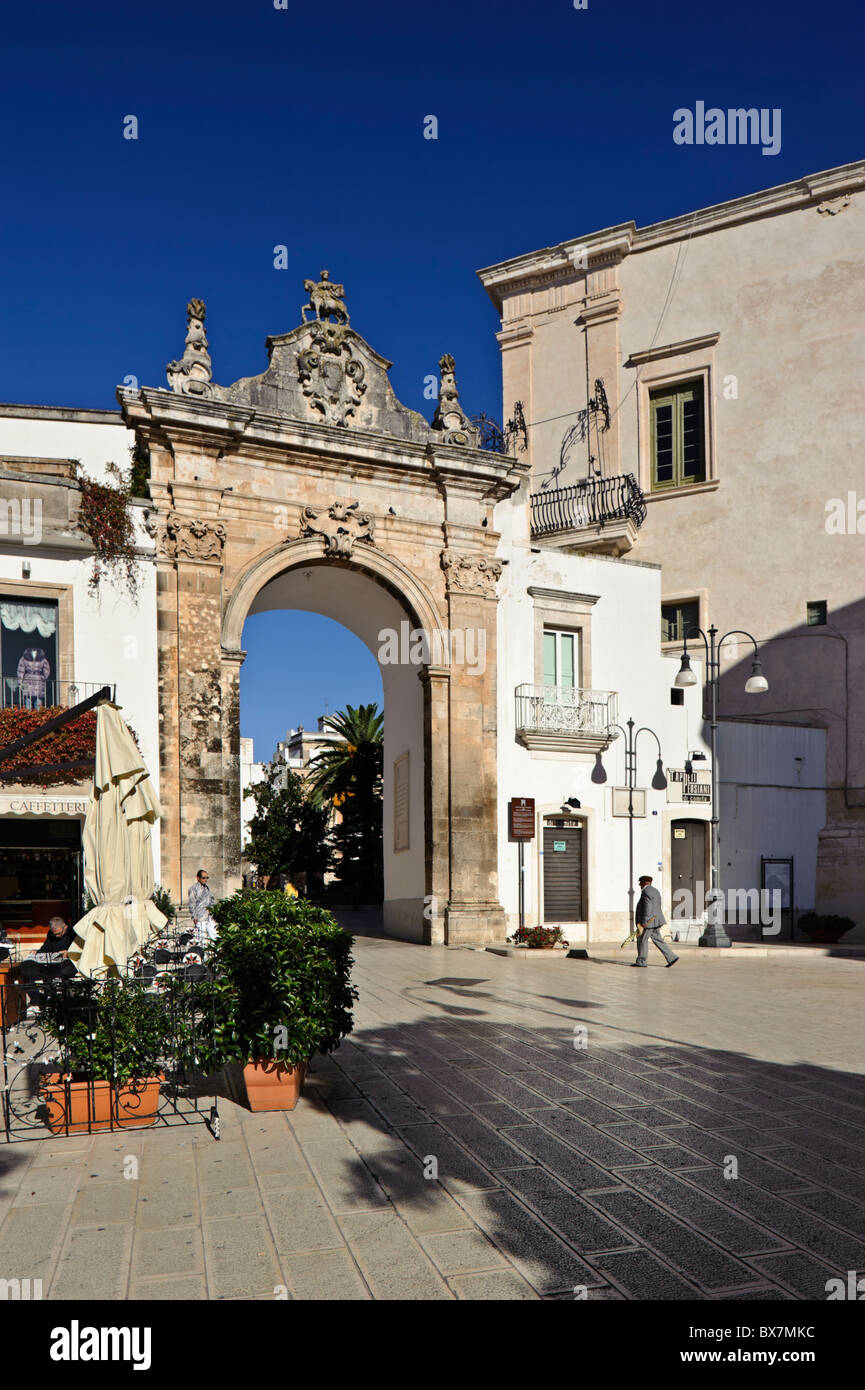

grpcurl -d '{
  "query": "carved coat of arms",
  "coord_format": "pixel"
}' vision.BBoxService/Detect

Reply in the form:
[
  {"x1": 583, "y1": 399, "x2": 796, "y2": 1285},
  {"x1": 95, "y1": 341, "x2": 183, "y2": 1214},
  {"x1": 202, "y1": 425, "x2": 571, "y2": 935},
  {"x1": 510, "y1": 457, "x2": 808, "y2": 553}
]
[{"x1": 296, "y1": 322, "x2": 367, "y2": 427}]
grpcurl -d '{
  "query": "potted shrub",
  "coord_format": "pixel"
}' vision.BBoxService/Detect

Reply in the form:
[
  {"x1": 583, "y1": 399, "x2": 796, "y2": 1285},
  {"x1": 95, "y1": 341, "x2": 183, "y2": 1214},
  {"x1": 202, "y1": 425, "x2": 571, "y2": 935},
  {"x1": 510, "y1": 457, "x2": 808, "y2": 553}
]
[
  {"x1": 37, "y1": 978, "x2": 169, "y2": 1134},
  {"x1": 151, "y1": 883, "x2": 177, "y2": 926},
  {"x1": 205, "y1": 890, "x2": 357, "y2": 1112},
  {"x1": 507, "y1": 924, "x2": 566, "y2": 950},
  {"x1": 796, "y1": 911, "x2": 855, "y2": 944}
]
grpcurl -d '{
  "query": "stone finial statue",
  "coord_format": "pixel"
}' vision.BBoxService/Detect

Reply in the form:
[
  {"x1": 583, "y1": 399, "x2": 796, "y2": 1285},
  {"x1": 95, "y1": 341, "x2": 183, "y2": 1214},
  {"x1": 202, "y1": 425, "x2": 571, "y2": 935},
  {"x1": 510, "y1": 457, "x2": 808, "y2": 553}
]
[
  {"x1": 301, "y1": 270, "x2": 349, "y2": 326},
  {"x1": 167, "y1": 299, "x2": 213, "y2": 397},
  {"x1": 431, "y1": 353, "x2": 478, "y2": 447}
]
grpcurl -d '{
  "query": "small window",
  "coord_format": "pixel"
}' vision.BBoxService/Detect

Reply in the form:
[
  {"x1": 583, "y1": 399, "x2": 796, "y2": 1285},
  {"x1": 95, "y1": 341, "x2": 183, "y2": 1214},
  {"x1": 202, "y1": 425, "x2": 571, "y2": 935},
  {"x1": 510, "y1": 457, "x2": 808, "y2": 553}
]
[
  {"x1": 543, "y1": 629, "x2": 579, "y2": 689},
  {"x1": 661, "y1": 600, "x2": 700, "y2": 645},
  {"x1": 806, "y1": 601, "x2": 827, "y2": 626},
  {"x1": 650, "y1": 380, "x2": 706, "y2": 490},
  {"x1": 670, "y1": 687, "x2": 685, "y2": 706}
]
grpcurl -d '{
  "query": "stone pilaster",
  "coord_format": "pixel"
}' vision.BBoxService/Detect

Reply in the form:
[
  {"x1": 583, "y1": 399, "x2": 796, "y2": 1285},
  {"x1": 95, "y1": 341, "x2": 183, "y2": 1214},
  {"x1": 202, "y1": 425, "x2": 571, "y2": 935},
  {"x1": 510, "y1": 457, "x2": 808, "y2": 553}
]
[
  {"x1": 441, "y1": 549, "x2": 507, "y2": 944},
  {"x1": 421, "y1": 665, "x2": 450, "y2": 945},
  {"x1": 578, "y1": 254, "x2": 625, "y2": 477},
  {"x1": 155, "y1": 560, "x2": 182, "y2": 900},
  {"x1": 221, "y1": 649, "x2": 246, "y2": 895}
]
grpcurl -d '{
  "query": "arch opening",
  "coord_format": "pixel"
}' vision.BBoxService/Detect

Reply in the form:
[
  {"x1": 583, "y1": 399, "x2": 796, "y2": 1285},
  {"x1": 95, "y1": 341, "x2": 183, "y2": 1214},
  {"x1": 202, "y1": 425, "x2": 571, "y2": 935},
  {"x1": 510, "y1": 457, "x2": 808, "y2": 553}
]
[{"x1": 230, "y1": 556, "x2": 437, "y2": 941}]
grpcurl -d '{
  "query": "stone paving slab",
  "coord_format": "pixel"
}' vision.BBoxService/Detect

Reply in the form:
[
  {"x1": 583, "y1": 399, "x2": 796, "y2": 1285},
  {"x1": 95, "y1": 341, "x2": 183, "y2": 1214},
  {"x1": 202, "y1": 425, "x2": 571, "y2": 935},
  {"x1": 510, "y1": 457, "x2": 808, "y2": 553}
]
[
  {"x1": 338, "y1": 1210, "x2": 452, "y2": 1300},
  {"x1": 0, "y1": 933, "x2": 863, "y2": 1299},
  {"x1": 280, "y1": 1248, "x2": 370, "y2": 1300}
]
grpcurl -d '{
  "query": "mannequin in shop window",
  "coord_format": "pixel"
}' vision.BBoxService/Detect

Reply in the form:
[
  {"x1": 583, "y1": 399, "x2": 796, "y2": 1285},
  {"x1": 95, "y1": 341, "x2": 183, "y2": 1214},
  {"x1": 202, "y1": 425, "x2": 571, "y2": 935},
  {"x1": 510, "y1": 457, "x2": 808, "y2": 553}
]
[{"x1": 16, "y1": 647, "x2": 51, "y2": 707}]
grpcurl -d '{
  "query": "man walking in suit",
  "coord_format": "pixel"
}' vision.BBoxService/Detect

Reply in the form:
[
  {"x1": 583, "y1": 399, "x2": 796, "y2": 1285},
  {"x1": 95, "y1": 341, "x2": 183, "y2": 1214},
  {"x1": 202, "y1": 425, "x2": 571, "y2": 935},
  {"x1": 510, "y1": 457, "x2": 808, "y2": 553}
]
[{"x1": 631, "y1": 875, "x2": 678, "y2": 968}]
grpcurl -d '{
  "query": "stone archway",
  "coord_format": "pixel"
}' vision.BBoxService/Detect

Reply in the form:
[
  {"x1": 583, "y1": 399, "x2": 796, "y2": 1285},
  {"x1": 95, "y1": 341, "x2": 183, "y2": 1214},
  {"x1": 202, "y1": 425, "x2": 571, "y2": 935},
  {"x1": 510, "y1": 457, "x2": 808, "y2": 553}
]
[
  {"x1": 121, "y1": 279, "x2": 527, "y2": 944},
  {"x1": 223, "y1": 542, "x2": 448, "y2": 941}
]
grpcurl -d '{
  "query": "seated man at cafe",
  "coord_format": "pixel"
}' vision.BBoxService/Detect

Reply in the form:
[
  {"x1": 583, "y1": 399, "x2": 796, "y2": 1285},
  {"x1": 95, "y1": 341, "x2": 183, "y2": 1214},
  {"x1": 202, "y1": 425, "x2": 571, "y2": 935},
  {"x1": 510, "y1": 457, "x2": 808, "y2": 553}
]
[{"x1": 18, "y1": 916, "x2": 78, "y2": 1010}]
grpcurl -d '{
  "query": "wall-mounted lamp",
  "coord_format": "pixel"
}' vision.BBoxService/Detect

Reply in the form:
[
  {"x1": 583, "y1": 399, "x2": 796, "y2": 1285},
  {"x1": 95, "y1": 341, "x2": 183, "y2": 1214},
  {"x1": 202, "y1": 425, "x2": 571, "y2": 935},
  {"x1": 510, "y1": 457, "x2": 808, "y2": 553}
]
[{"x1": 22, "y1": 562, "x2": 31, "y2": 579}]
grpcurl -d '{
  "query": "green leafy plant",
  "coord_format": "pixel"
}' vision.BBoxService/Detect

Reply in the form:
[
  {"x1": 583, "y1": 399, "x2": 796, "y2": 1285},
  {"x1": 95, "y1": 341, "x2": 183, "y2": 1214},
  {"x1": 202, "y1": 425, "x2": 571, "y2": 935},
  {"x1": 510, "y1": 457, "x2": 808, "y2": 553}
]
[
  {"x1": 508, "y1": 924, "x2": 565, "y2": 948},
  {"x1": 307, "y1": 703, "x2": 384, "y2": 902},
  {"x1": 200, "y1": 890, "x2": 357, "y2": 1069},
  {"x1": 40, "y1": 978, "x2": 171, "y2": 1085},
  {"x1": 128, "y1": 438, "x2": 151, "y2": 499},
  {"x1": 151, "y1": 883, "x2": 177, "y2": 923},
  {"x1": 245, "y1": 761, "x2": 334, "y2": 889}
]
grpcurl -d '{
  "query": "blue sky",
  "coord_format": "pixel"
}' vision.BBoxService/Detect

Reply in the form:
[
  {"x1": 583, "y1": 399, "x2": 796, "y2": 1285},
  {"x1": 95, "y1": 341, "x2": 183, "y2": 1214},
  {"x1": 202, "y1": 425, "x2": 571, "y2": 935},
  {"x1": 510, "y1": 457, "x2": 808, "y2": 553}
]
[{"x1": 2, "y1": 0, "x2": 861, "y2": 755}]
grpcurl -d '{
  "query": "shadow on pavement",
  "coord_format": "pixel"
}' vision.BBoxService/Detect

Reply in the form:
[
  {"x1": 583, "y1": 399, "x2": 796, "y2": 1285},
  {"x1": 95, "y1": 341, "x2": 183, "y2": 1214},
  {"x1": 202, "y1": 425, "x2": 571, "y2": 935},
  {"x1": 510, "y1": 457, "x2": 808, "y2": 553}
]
[{"x1": 303, "y1": 1013, "x2": 865, "y2": 1301}]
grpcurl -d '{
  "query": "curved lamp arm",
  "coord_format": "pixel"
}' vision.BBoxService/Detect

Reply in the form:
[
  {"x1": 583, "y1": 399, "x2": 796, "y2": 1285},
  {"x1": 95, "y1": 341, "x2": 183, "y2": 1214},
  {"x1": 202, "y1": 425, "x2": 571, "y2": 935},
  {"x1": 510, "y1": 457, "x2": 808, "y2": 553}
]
[{"x1": 635, "y1": 726, "x2": 667, "y2": 790}]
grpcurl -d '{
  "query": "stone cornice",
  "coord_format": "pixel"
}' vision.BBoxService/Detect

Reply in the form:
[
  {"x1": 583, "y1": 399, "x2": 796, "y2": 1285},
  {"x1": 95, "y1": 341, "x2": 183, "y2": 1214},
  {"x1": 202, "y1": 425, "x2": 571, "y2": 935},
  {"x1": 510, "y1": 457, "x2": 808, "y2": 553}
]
[
  {"x1": 527, "y1": 586, "x2": 600, "y2": 606},
  {"x1": 0, "y1": 402, "x2": 123, "y2": 425},
  {"x1": 626, "y1": 332, "x2": 720, "y2": 367},
  {"x1": 119, "y1": 386, "x2": 525, "y2": 499},
  {"x1": 478, "y1": 160, "x2": 865, "y2": 311}
]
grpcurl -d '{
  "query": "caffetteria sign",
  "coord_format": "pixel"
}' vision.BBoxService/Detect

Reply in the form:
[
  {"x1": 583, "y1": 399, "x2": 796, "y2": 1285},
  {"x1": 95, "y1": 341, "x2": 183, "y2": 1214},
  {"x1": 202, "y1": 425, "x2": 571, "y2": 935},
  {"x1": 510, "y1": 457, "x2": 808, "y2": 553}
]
[{"x1": 0, "y1": 796, "x2": 88, "y2": 816}]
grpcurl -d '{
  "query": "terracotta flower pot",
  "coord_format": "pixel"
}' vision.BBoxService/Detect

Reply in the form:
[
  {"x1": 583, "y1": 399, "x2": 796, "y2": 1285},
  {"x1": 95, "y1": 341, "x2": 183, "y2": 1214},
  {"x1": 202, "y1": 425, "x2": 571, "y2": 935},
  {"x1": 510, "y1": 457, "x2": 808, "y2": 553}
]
[
  {"x1": 242, "y1": 1058, "x2": 308, "y2": 1112},
  {"x1": 40, "y1": 1073, "x2": 162, "y2": 1134}
]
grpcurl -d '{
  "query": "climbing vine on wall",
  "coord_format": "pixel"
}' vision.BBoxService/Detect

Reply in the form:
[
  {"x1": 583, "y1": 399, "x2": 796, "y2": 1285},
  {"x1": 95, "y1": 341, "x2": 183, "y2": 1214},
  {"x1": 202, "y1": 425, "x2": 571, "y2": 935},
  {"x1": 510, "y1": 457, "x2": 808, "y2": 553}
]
[
  {"x1": 0, "y1": 706, "x2": 141, "y2": 787},
  {"x1": 76, "y1": 462, "x2": 140, "y2": 600},
  {"x1": 0, "y1": 707, "x2": 97, "y2": 786}
]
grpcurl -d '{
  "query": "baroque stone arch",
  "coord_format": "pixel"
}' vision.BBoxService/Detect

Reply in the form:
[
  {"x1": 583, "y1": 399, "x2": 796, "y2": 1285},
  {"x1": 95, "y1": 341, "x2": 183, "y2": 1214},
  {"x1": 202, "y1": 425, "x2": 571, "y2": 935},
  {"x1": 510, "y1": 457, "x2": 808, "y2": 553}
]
[
  {"x1": 220, "y1": 540, "x2": 452, "y2": 943},
  {"x1": 122, "y1": 273, "x2": 526, "y2": 944}
]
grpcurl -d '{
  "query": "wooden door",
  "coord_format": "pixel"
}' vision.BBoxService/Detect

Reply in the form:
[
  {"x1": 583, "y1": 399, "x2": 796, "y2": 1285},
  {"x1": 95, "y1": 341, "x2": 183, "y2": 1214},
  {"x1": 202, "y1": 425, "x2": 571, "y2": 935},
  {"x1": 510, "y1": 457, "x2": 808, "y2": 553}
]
[{"x1": 671, "y1": 819, "x2": 706, "y2": 912}]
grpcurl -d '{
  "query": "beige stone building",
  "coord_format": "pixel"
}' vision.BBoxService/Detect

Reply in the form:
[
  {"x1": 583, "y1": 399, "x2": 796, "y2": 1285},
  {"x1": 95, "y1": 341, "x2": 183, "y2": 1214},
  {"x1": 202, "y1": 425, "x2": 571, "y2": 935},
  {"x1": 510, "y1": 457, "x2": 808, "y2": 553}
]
[{"x1": 479, "y1": 158, "x2": 865, "y2": 936}]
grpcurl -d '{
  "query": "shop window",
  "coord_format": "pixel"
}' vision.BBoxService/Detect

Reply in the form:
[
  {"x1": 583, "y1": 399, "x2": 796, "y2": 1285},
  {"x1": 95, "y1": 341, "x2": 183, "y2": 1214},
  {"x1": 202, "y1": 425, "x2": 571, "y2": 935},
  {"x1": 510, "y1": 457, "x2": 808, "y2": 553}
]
[{"x1": 0, "y1": 598, "x2": 59, "y2": 708}]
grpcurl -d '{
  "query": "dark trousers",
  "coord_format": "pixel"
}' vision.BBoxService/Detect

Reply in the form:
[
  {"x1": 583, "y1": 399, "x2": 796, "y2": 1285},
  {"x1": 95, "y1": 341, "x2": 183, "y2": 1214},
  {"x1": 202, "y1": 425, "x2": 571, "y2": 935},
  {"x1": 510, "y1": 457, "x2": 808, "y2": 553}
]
[{"x1": 18, "y1": 959, "x2": 76, "y2": 1006}]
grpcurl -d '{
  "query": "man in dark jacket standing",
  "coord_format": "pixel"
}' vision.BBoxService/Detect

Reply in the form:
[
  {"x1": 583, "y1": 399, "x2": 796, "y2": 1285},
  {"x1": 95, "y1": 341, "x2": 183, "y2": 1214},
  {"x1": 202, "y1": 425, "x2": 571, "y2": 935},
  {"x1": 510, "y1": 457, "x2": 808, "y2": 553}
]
[{"x1": 632, "y1": 876, "x2": 678, "y2": 968}]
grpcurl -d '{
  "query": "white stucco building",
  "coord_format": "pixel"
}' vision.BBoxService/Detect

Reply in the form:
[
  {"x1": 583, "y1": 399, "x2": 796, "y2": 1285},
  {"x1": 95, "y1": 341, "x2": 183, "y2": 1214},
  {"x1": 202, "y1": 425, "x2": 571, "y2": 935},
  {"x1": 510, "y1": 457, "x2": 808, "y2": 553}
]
[
  {"x1": 0, "y1": 404, "x2": 159, "y2": 943},
  {"x1": 480, "y1": 159, "x2": 862, "y2": 940}
]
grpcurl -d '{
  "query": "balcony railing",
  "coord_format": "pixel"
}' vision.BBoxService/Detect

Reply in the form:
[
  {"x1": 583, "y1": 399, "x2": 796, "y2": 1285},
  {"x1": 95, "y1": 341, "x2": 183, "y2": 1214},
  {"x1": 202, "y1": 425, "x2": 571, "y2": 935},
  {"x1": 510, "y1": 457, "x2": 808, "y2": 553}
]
[
  {"x1": 0, "y1": 680, "x2": 116, "y2": 711},
  {"x1": 515, "y1": 684, "x2": 618, "y2": 744},
  {"x1": 530, "y1": 473, "x2": 647, "y2": 537}
]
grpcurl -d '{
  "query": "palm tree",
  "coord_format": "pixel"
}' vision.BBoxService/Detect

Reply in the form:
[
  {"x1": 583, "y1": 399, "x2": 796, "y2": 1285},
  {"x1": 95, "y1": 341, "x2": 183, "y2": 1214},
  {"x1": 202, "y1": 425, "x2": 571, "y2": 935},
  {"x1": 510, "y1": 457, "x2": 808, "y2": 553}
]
[
  {"x1": 306, "y1": 703, "x2": 384, "y2": 809},
  {"x1": 307, "y1": 704, "x2": 384, "y2": 902}
]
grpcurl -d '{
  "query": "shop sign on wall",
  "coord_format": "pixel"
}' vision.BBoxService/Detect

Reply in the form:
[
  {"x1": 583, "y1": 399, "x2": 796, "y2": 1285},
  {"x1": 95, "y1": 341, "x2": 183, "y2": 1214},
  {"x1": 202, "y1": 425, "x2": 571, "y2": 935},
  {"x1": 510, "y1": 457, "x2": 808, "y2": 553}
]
[{"x1": 0, "y1": 796, "x2": 88, "y2": 817}]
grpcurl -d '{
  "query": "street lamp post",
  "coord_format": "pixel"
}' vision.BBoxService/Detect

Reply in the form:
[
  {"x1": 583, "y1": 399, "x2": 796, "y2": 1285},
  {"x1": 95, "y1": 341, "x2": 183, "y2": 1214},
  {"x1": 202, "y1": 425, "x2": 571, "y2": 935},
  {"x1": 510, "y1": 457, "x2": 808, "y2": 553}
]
[
  {"x1": 674, "y1": 624, "x2": 769, "y2": 947},
  {"x1": 594, "y1": 717, "x2": 668, "y2": 939}
]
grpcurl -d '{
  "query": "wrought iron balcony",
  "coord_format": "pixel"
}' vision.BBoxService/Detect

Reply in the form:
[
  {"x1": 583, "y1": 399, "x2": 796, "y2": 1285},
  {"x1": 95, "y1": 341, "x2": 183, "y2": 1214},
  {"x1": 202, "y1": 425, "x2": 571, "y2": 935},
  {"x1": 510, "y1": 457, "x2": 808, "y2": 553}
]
[
  {"x1": 515, "y1": 684, "x2": 618, "y2": 752},
  {"x1": 0, "y1": 679, "x2": 116, "y2": 711},
  {"x1": 530, "y1": 473, "x2": 647, "y2": 553}
]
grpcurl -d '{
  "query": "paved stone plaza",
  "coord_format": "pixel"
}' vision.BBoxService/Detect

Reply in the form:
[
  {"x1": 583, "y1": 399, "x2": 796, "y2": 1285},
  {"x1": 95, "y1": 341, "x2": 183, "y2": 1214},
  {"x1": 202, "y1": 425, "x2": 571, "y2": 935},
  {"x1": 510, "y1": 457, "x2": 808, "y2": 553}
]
[{"x1": 1, "y1": 929, "x2": 864, "y2": 1300}]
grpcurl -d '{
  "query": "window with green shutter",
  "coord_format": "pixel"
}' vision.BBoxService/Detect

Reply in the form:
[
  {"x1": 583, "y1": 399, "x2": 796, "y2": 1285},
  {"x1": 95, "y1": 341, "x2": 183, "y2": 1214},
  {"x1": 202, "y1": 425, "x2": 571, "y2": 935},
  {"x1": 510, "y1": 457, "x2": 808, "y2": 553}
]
[
  {"x1": 543, "y1": 629, "x2": 578, "y2": 690},
  {"x1": 650, "y1": 380, "x2": 706, "y2": 490}
]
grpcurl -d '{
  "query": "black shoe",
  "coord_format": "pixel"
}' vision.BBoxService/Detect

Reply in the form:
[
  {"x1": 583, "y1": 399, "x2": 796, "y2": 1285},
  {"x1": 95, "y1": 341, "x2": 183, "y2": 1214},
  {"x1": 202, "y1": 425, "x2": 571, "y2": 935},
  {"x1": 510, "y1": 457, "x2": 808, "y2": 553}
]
[
  {"x1": 666, "y1": 957, "x2": 679, "y2": 968},
  {"x1": 630, "y1": 962, "x2": 647, "y2": 968}
]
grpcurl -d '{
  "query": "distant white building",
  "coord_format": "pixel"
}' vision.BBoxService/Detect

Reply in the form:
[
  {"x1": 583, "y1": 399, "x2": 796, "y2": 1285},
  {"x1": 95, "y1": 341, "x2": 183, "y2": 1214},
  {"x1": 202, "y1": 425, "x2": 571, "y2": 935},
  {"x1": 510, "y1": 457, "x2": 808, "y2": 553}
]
[{"x1": 239, "y1": 736, "x2": 265, "y2": 857}]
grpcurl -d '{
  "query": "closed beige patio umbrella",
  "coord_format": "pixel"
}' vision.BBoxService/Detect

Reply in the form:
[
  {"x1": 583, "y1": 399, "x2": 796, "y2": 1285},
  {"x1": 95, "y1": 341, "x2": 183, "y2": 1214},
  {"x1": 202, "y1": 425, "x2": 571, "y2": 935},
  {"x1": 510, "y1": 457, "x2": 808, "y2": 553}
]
[{"x1": 68, "y1": 701, "x2": 167, "y2": 978}]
